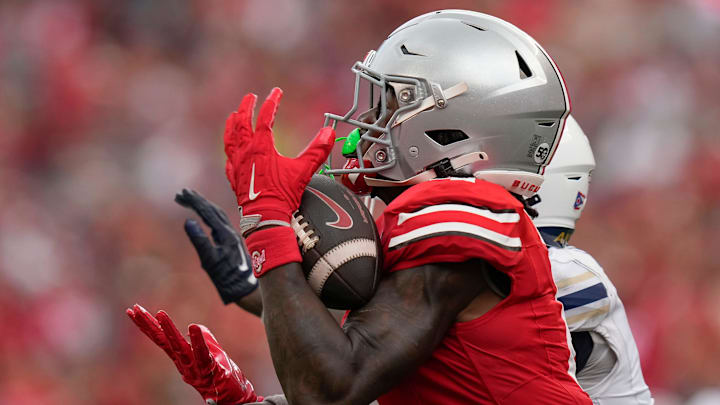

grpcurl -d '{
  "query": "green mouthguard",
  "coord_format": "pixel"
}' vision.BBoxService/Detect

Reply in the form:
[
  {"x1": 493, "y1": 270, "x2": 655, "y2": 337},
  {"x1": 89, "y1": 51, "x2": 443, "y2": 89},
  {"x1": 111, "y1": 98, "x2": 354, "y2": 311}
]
[{"x1": 342, "y1": 128, "x2": 361, "y2": 157}]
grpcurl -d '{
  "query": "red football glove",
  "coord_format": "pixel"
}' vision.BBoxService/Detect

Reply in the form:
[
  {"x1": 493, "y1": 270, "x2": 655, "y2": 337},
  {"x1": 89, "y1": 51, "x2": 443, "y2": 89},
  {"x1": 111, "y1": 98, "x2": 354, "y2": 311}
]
[
  {"x1": 126, "y1": 304, "x2": 262, "y2": 405},
  {"x1": 224, "y1": 88, "x2": 335, "y2": 276}
]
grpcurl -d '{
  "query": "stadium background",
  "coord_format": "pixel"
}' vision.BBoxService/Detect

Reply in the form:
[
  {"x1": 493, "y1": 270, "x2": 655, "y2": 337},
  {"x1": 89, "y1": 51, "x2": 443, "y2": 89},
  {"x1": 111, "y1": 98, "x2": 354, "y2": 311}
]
[{"x1": 1, "y1": 0, "x2": 719, "y2": 403}]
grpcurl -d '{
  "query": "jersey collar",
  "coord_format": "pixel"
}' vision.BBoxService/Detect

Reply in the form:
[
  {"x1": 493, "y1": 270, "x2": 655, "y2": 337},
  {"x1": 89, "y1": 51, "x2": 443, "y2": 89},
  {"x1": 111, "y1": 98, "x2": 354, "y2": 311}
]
[{"x1": 538, "y1": 227, "x2": 574, "y2": 248}]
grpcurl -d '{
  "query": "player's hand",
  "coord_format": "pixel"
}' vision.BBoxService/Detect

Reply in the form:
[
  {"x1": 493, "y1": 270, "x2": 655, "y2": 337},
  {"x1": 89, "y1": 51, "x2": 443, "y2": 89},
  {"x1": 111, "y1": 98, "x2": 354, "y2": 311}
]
[
  {"x1": 224, "y1": 88, "x2": 335, "y2": 276},
  {"x1": 175, "y1": 189, "x2": 257, "y2": 304},
  {"x1": 224, "y1": 88, "x2": 335, "y2": 226},
  {"x1": 126, "y1": 304, "x2": 263, "y2": 405}
]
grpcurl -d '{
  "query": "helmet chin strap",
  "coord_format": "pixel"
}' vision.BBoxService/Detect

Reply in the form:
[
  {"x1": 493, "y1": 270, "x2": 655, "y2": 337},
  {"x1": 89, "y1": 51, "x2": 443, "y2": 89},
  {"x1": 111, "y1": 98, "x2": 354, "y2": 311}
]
[{"x1": 364, "y1": 152, "x2": 487, "y2": 187}]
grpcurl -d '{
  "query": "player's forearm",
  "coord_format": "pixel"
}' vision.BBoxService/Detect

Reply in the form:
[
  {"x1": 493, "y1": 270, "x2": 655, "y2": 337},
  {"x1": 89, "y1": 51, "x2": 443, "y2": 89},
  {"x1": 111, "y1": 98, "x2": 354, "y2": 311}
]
[
  {"x1": 259, "y1": 261, "x2": 490, "y2": 404},
  {"x1": 235, "y1": 287, "x2": 263, "y2": 317},
  {"x1": 259, "y1": 264, "x2": 364, "y2": 405}
]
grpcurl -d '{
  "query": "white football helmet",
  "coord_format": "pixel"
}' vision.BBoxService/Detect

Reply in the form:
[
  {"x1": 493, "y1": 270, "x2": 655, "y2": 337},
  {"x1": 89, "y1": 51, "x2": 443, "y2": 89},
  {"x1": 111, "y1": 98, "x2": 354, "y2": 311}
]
[
  {"x1": 324, "y1": 10, "x2": 570, "y2": 197},
  {"x1": 532, "y1": 115, "x2": 595, "y2": 229}
]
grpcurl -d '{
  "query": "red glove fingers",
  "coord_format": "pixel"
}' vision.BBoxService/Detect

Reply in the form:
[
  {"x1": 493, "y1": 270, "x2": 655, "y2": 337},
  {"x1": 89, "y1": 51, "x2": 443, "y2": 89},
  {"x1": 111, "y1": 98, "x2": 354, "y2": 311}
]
[
  {"x1": 188, "y1": 324, "x2": 213, "y2": 372},
  {"x1": 156, "y1": 310, "x2": 195, "y2": 370},
  {"x1": 126, "y1": 304, "x2": 176, "y2": 361},
  {"x1": 225, "y1": 93, "x2": 256, "y2": 161},
  {"x1": 127, "y1": 305, "x2": 263, "y2": 404},
  {"x1": 254, "y1": 88, "x2": 282, "y2": 136},
  {"x1": 186, "y1": 324, "x2": 263, "y2": 404},
  {"x1": 296, "y1": 126, "x2": 336, "y2": 176},
  {"x1": 274, "y1": 125, "x2": 336, "y2": 211}
]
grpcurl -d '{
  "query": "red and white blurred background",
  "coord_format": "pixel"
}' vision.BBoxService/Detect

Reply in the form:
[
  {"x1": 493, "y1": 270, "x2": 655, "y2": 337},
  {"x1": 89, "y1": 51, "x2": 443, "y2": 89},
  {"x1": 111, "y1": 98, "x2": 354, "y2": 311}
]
[{"x1": 1, "y1": 0, "x2": 719, "y2": 404}]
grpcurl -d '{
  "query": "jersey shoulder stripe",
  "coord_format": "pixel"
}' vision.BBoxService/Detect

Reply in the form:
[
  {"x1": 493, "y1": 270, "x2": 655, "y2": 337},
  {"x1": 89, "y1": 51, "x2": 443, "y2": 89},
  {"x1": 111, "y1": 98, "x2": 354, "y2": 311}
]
[
  {"x1": 385, "y1": 178, "x2": 524, "y2": 215},
  {"x1": 549, "y1": 246, "x2": 614, "y2": 331},
  {"x1": 397, "y1": 203, "x2": 520, "y2": 225},
  {"x1": 388, "y1": 221, "x2": 522, "y2": 251},
  {"x1": 565, "y1": 304, "x2": 611, "y2": 327},
  {"x1": 388, "y1": 202, "x2": 521, "y2": 251},
  {"x1": 379, "y1": 180, "x2": 532, "y2": 273},
  {"x1": 557, "y1": 282, "x2": 608, "y2": 310},
  {"x1": 554, "y1": 271, "x2": 596, "y2": 289},
  {"x1": 389, "y1": 203, "x2": 522, "y2": 252}
]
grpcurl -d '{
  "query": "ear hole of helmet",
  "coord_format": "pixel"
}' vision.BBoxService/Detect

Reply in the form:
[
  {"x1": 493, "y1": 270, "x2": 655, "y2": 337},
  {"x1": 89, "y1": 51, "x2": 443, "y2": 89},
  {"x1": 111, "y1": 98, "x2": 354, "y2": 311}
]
[{"x1": 425, "y1": 129, "x2": 470, "y2": 146}]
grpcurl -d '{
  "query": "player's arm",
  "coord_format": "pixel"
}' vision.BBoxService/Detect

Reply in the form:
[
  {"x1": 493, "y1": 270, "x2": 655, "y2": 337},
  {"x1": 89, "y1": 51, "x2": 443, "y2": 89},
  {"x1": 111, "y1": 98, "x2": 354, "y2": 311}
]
[
  {"x1": 554, "y1": 257, "x2": 613, "y2": 334},
  {"x1": 260, "y1": 259, "x2": 488, "y2": 405},
  {"x1": 236, "y1": 289, "x2": 263, "y2": 317},
  {"x1": 175, "y1": 189, "x2": 263, "y2": 317},
  {"x1": 552, "y1": 250, "x2": 615, "y2": 372}
]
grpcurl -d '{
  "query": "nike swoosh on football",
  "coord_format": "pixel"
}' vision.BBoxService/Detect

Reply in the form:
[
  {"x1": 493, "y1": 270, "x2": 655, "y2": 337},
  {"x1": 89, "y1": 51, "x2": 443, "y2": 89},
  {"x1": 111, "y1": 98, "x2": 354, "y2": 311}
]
[
  {"x1": 306, "y1": 186, "x2": 354, "y2": 230},
  {"x1": 249, "y1": 163, "x2": 261, "y2": 200}
]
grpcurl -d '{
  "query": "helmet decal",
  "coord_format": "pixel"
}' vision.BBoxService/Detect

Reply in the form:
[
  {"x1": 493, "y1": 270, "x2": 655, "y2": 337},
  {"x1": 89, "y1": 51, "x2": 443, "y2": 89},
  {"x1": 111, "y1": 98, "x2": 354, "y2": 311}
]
[{"x1": 573, "y1": 191, "x2": 586, "y2": 211}]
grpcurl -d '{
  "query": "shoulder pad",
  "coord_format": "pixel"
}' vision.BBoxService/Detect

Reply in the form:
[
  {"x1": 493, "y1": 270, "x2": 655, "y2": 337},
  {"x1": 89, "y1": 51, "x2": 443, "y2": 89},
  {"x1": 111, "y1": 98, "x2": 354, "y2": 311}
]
[
  {"x1": 379, "y1": 179, "x2": 535, "y2": 272},
  {"x1": 385, "y1": 178, "x2": 523, "y2": 217},
  {"x1": 549, "y1": 246, "x2": 614, "y2": 332}
]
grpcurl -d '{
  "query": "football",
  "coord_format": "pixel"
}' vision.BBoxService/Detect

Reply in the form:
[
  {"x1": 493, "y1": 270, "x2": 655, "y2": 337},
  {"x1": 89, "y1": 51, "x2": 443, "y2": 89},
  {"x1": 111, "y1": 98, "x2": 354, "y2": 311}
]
[{"x1": 292, "y1": 175, "x2": 382, "y2": 310}]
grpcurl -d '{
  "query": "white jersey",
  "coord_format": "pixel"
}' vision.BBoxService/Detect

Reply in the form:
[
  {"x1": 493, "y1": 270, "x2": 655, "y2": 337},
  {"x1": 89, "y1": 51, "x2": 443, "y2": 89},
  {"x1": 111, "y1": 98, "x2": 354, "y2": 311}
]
[{"x1": 550, "y1": 245, "x2": 653, "y2": 405}]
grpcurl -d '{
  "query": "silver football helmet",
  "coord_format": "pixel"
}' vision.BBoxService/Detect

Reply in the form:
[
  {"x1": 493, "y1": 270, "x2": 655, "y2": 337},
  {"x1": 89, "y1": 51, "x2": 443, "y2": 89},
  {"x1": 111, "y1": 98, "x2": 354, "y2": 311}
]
[
  {"x1": 324, "y1": 10, "x2": 570, "y2": 197},
  {"x1": 533, "y1": 115, "x2": 596, "y2": 229}
]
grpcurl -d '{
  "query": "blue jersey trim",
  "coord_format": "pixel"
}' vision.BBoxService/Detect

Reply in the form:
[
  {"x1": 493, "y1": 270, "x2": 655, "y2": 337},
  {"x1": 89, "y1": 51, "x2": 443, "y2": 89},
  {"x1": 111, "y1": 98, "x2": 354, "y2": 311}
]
[{"x1": 558, "y1": 282, "x2": 608, "y2": 310}]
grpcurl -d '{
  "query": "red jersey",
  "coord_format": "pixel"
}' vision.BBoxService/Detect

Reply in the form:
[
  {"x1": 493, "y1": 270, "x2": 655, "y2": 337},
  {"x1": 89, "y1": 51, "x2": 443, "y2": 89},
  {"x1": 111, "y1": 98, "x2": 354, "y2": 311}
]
[{"x1": 375, "y1": 178, "x2": 591, "y2": 405}]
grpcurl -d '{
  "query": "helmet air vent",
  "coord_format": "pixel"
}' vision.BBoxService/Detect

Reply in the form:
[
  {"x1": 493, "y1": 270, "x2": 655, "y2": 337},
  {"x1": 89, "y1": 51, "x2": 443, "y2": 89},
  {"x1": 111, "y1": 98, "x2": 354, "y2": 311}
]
[
  {"x1": 516, "y1": 51, "x2": 533, "y2": 79},
  {"x1": 425, "y1": 130, "x2": 469, "y2": 146},
  {"x1": 400, "y1": 44, "x2": 425, "y2": 56},
  {"x1": 538, "y1": 121, "x2": 556, "y2": 127}
]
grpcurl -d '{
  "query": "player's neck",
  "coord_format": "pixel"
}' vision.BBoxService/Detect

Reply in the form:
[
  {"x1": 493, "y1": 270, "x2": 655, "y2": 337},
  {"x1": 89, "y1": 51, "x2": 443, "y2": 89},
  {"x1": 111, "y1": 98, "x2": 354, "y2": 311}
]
[
  {"x1": 372, "y1": 184, "x2": 410, "y2": 205},
  {"x1": 538, "y1": 227, "x2": 574, "y2": 248},
  {"x1": 371, "y1": 172, "x2": 474, "y2": 205}
]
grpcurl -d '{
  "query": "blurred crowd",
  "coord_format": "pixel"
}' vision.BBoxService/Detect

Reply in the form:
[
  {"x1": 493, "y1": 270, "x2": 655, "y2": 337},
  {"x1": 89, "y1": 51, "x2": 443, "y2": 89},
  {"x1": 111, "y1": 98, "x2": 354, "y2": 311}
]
[{"x1": 1, "y1": 0, "x2": 719, "y2": 404}]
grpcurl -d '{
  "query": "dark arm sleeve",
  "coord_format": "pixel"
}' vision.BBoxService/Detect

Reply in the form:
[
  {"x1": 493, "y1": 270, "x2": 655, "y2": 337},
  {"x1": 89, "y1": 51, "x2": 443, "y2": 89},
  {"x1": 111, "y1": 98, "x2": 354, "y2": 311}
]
[{"x1": 571, "y1": 331, "x2": 594, "y2": 373}]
